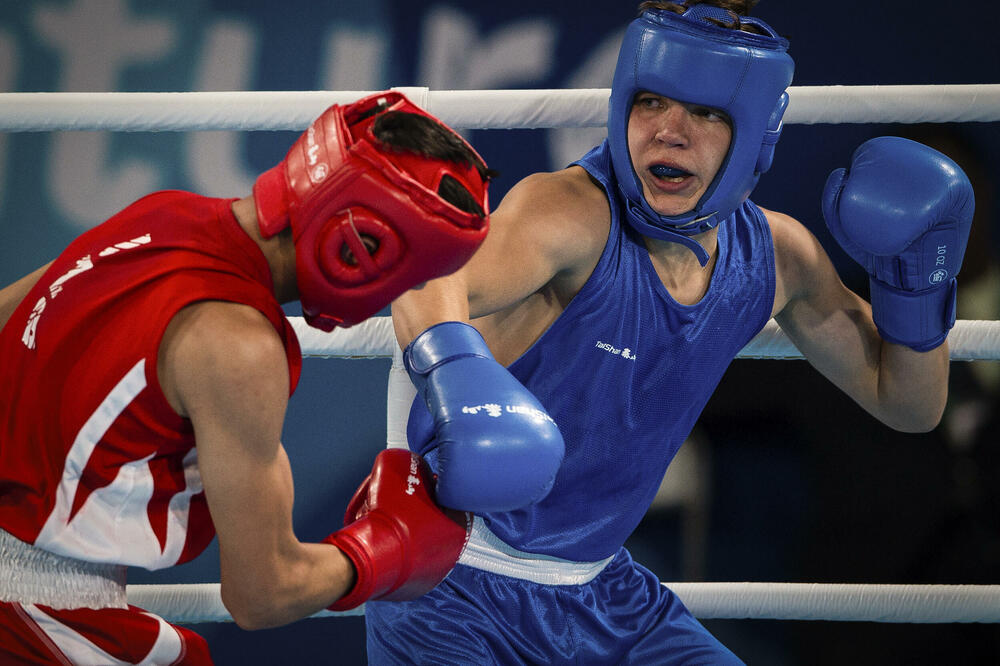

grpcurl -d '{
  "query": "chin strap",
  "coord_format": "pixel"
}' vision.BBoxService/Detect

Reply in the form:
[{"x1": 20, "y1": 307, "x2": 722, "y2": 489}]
[{"x1": 625, "y1": 205, "x2": 711, "y2": 266}]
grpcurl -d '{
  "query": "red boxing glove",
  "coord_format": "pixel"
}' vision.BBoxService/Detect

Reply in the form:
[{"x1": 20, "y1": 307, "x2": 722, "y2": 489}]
[{"x1": 324, "y1": 449, "x2": 471, "y2": 611}]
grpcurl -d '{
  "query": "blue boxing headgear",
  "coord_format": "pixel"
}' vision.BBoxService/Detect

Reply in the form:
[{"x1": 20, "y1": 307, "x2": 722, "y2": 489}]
[{"x1": 608, "y1": 4, "x2": 794, "y2": 265}]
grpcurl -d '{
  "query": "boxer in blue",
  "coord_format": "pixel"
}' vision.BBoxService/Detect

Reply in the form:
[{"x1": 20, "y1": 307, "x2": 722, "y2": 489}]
[{"x1": 373, "y1": 1, "x2": 976, "y2": 663}]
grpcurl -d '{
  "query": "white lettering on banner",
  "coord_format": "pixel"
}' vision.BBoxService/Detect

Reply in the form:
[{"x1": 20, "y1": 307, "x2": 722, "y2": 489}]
[
  {"x1": 547, "y1": 29, "x2": 624, "y2": 170},
  {"x1": 419, "y1": 6, "x2": 555, "y2": 93},
  {"x1": 185, "y1": 20, "x2": 259, "y2": 198},
  {"x1": 21, "y1": 297, "x2": 46, "y2": 350},
  {"x1": 33, "y1": 0, "x2": 174, "y2": 228},
  {"x1": 0, "y1": 29, "x2": 16, "y2": 213},
  {"x1": 321, "y1": 27, "x2": 387, "y2": 91}
]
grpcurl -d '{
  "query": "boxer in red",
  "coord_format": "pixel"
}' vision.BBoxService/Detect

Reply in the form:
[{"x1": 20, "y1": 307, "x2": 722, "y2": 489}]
[{"x1": 0, "y1": 90, "x2": 490, "y2": 664}]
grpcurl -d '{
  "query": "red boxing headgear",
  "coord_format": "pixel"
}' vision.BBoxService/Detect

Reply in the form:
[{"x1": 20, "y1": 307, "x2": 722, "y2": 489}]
[{"x1": 253, "y1": 91, "x2": 490, "y2": 330}]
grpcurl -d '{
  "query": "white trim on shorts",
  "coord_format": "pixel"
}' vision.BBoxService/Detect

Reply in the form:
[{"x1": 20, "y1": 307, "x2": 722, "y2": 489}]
[
  {"x1": 457, "y1": 516, "x2": 614, "y2": 586},
  {"x1": 0, "y1": 529, "x2": 127, "y2": 609}
]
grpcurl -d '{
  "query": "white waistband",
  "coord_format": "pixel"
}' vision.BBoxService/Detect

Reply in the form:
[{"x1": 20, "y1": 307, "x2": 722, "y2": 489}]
[
  {"x1": 457, "y1": 517, "x2": 614, "y2": 585},
  {"x1": 0, "y1": 529, "x2": 128, "y2": 609}
]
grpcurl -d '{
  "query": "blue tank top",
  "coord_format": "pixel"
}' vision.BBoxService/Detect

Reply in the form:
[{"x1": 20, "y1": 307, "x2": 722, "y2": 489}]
[{"x1": 481, "y1": 141, "x2": 776, "y2": 561}]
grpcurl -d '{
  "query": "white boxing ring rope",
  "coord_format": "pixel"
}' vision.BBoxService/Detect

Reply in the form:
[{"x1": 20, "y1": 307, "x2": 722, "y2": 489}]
[
  {"x1": 2, "y1": 84, "x2": 1000, "y2": 131},
  {"x1": 288, "y1": 316, "x2": 1000, "y2": 362},
  {"x1": 8, "y1": 84, "x2": 999, "y2": 624},
  {"x1": 124, "y1": 581, "x2": 1000, "y2": 625}
]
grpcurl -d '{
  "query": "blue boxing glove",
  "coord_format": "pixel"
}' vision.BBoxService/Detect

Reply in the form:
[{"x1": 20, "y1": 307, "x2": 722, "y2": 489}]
[
  {"x1": 822, "y1": 136, "x2": 974, "y2": 351},
  {"x1": 404, "y1": 321, "x2": 564, "y2": 513}
]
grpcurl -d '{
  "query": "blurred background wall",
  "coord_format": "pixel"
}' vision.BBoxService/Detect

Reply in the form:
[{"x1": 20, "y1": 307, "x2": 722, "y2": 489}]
[{"x1": 1, "y1": 1, "x2": 998, "y2": 663}]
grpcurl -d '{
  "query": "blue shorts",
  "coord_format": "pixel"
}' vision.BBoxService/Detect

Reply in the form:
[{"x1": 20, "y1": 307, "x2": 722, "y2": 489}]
[{"x1": 365, "y1": 548, "x2": 742, "y2": 665}]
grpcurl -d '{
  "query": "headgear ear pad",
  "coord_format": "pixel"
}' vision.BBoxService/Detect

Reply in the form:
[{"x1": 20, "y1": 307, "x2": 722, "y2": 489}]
[
  {"x1": 314, "y1": 209, "x2": 402, "y2": 286},
  {"x1": 756, "y1": 92, "x2": 789, "y2": 174}
]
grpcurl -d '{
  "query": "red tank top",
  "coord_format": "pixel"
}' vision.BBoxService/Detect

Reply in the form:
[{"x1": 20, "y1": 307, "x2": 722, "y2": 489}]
[{"x1": 0, "y1": 190, "x2": 301, "y2": 569}]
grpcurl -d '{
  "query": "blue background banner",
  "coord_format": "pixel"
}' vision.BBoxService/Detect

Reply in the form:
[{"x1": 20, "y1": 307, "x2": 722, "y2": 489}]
[{"x1": 2, "y1": 1, "x2": 999, "y2": 663}]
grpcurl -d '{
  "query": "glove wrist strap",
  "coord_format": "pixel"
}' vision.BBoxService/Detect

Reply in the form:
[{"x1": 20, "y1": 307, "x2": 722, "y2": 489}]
[
  {"x1": 869, "y1": 277, "x2": 957, "y2": 352},
  {"x1": 323, "y1": 517, "x2": 401, "y2": 611},
  {"x1": 403, "y1": 322, "x2": 494, "y2": 389}
]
